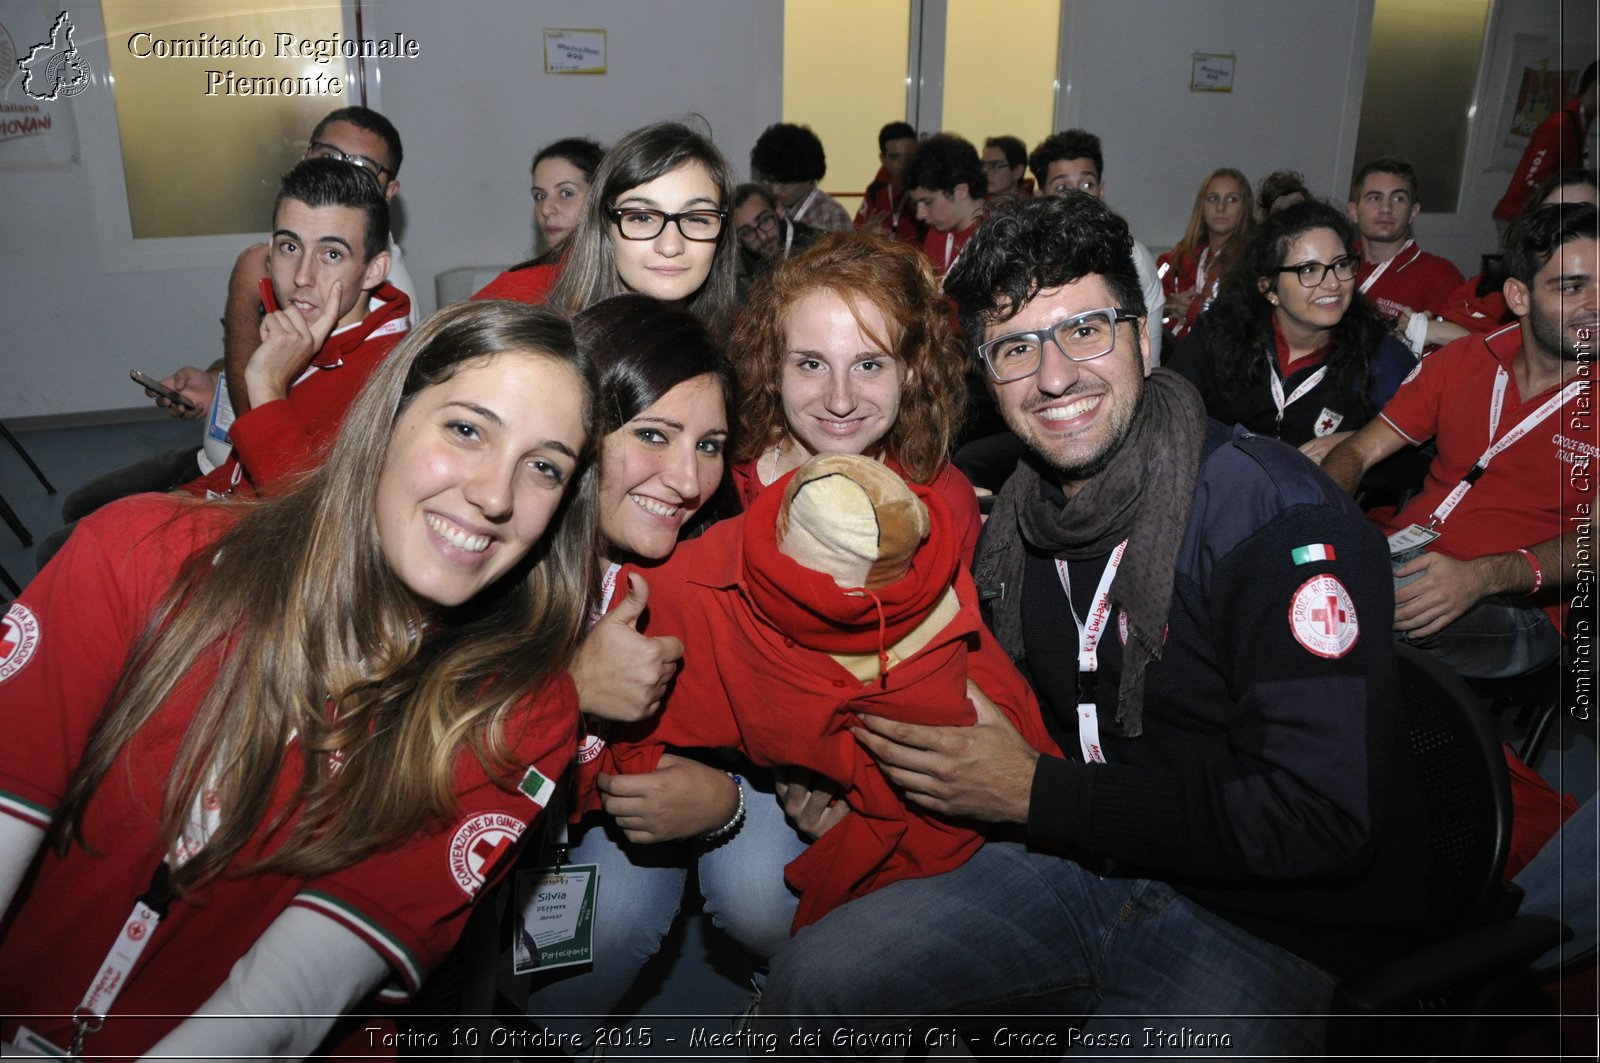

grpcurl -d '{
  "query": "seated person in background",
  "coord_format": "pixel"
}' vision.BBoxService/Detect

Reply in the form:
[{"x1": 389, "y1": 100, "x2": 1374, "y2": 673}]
[
  {"x1": 731, "y1": 181, "x2": 820, "y2": 293},
  {"x1": 1322, "y1": 202, "x2": 1597, "y2": 679},
  {"x1": 1421, "y1": 168, "x2": 1598, "y2": 343},
  {"x1": 1028, "y1": 128, "x2": 1164, "y2": 363},
  {"x1": 0, "y1": 301, "x2": 594, "y2": 1059},
  {"x1": 472, "y1": 136, "x2": 606, "y2": 304},
  {"x1": 1158, "y1": 167, "x2": 1254, "y2": 340},
  {"x1": 1347, "y1": 155, "x2": 1465, "y2": 350},
  {"x1": 37, "y1": 159, "x2": 408, "y2": 565},
  {"x1": 981, "y1": 134, "x2": 1033, "y2": 199},
  {"x1": 854, "y1": 120, "x2": 922, "y2": 245},
  {"x1": 220, "y1": 107, "x2": 417, "y2": 417},
  {"x1": 1256, "y1": 168, "x2": 1311, "y2": 218},
  {"x1": 750, "y1": 122, "x2": 853, "y2": 233},
  {"x1": 901, "y1": 133, "x2": 987, "y2": 282},
  {"x1": 1494, "y1": 60, "x2": 1596, "y2": 227},
  {"x1": 1168, "y1": 199, "x2": 1415, "y2": 464},
  {"x1": 758, "y1": 192, "x2": 1426, "y2": 1055}
]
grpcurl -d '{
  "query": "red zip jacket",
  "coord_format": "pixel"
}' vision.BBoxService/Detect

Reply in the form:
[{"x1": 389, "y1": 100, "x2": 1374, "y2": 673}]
[{"x1": 599, "y1": 473, "x2": 1060, "y2": 930}]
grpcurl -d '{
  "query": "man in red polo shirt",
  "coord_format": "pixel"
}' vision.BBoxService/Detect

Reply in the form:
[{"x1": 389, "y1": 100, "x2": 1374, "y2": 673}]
[
  {"x1": 1347, "y1": 156, "x2": 1465, "y2": 346},
  {"x1": 854, "y1": 121, "x2": 922, "y2": 245},
  {"x1": 902, "y1": 133, "x2": 987, "y2": 283},
  {"x1": 1496, "y1": 62, "x2": 1597, "y2": 225},
  {"x1": 1323, "y1": 202, "x2": 1596, "y2": 678}
]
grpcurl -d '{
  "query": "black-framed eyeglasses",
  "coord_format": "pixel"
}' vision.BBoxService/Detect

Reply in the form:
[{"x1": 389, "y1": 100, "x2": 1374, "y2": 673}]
[
  {"x1": 736, "y1": 211, "x2": 778, "y2": 242},
  {"x1": 981, "y1": 159, "x2": 1016, "y2": 172},
  {"x1": 608, "y1": 207, "x2": 727, "y2": 242},
  {"x1": 306, "y1": 141, "x2": 392, "y2": 184},
  {"x1": 976, "y1": 307, "x2": 1140, "y2": 383},
  {"x1": 1275, "y1": 254, "x2": 1360, "y2": 288}
]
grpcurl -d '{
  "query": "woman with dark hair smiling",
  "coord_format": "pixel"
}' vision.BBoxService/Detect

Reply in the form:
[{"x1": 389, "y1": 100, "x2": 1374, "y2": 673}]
[{"x1": 1168, "y1": 199, "x2": 1416, "y2": 463}]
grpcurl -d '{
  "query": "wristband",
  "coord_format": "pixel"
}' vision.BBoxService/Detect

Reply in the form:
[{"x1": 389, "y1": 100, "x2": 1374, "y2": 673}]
[
  {"x1": 698, "y1": 772, "x2": 745, "y2": 843},
  {"x1": 1514, "y1": 548, "x2": 1543, "y2": 595}
]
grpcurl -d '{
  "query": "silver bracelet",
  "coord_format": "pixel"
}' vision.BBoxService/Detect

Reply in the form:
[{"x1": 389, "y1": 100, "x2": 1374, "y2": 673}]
[{"x1": 698, "y1": 772, "x2": 745, "y2": 843}]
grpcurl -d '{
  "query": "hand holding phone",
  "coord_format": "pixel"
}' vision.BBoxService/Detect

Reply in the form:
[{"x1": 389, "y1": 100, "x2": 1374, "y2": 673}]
[{"x1": 131, "y1": 369, "x2": 200, "y2": 413}]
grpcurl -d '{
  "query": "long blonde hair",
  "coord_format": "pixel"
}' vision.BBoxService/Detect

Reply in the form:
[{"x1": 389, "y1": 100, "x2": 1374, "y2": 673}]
[
  {"x1": 51, "y1": 301, "x2": 601, "y2": 892},
  {"x1": 1168, "y1": 168, "x2": 1255, "y2": 278}
]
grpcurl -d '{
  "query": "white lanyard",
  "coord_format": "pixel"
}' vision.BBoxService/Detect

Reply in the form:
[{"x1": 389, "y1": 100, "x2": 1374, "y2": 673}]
[
  {"x1": 781, "y1": 216, "x2": 795, "y2": 258},
  {"x1": 1193, "y1": 245, "x2": 1213, "y2": 294},
  {"x1": 73, "y1": 862, "x2": 174, "y2": 1057},
  {"x1": 795, "y1": 186, "x2": 819, "y2": 224},
  {"x1": 1268, "y1": 363, "x2": 1330, "y2": 428},
  {"x1": 1427, "y1": 365, "x2": 1586, "y2": 528},
  {"x1": 1358, "y1": 239, "x2": 1412, "y2": 296},
  {"x1": 1056, "y1": 539, "x2": 1128, "y2": 764}
]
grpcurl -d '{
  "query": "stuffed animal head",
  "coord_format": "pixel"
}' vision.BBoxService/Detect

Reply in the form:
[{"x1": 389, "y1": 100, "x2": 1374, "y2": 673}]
[{"x1": 776, "y1": 453, "x2": 929, "y2": 590}]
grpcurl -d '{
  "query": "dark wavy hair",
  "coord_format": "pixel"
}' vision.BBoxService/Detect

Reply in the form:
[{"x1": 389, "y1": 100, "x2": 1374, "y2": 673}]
[
  {"x1": 1201, "y1": 199, "x2": 1388, "y2": 418},
  {"x1": 903, "y1": 133, "x2": 985, "y2": 200},
  {"x1": 944, "y1": 192, "x2": 1143, "y2": 354},
  {"x1": 985, "y1": 135, "x2": 1027, "y2": 169},
  {"x1": 1028, "y1": 129, "x2": 1103, "y2": 187},
  {"x1": 1505, "y1": 201, "x2": 1598, "y2": 287},
  {"x1": 750, "y1": 122, "x2": 827, "y2": 183},
  {"x1": 533, "y1": 137, "x2": 606, "y2": 182},
  {"x1": 878, "y1": 121, "x2": 917, "y2": 153},
  {"x1": 312, "y1": 105, "x2": 403, "y2": 175},
  {"x1": 730, "y1": 232, "x2": 965, "y2": 483}
]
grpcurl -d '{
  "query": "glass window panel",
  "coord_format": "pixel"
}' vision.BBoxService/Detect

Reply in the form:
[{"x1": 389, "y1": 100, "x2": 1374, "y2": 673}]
[
  {"x1": 783, "y1": 0, "x2": 911, "y2": 209},
  {"x1": 101, "y1": 0, "x2": 348, "y2": 238},
  {"x1": 1352, "y1": 0, "x2": 1492, "y2": 212},
  {"x1": 941, "y1": 0, "x2": 1060, "y2": 179}
]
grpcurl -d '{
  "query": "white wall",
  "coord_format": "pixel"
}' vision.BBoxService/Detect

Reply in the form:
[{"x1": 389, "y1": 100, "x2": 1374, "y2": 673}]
[
  {"x1": 1060, "y1": 0, "x2": 1588, "y2": 271},
  {"x1": 0, "y1": 0, "x2": 782, "y2": 423},
  {"x1": 1, "y1": 0, "x2": 1589, "y2": 423}
]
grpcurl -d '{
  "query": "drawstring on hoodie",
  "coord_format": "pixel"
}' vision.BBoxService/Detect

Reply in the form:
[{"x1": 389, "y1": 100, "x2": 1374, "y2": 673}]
[{"x1": 853, "y1": 586, "x2": 892, "y2": 686}]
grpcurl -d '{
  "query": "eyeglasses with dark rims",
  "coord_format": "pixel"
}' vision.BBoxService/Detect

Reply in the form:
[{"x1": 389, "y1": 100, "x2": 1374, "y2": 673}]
[
  {"x1": 306, "y1": 141, "x2": 392, "y2": 184},
  {"x1": 1275, "y1": 254, "x2": 1360, "y2": 288},
  {"x1": 608, "y1": 207, "x2": 727, "y2": 242}
]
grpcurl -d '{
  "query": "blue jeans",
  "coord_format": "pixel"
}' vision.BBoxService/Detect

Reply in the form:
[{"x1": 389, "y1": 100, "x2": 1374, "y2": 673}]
[
  {"x1": 759, "y1": 842, "x2": 1335, "y2": 1057},
  {"x1": 526, "y1": 771, "x2": 804, "y2": 1032},
  {"x1": 1513, "y1": 793, "x2": 1598, "y2": 972},
  {"x1": 1392, "y1": 554, "x2": 1560, "y2": 679}
]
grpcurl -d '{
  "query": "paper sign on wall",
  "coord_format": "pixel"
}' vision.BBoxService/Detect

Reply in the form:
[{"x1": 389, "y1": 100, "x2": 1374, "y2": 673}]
[
  {"x1": 1191, "y1": 53, "x2": 1235, "y2": 93},
  {"x1": 544, "y1": 29, "x2": 605, "y2": 75}
]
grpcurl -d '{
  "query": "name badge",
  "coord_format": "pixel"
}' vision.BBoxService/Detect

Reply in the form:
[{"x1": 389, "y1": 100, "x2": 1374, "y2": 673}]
[
  {"x1": 513, "y1": 862, "x2": 599, "y2": 974},
  {"x1": 1386, "y1": 523, "x2": 1439, "y2": 557}
]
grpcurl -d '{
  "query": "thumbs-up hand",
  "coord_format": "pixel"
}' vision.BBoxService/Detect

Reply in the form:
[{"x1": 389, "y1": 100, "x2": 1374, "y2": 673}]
[{"x1": 569, "y1": 573, "x2": 685, "y2": 722}]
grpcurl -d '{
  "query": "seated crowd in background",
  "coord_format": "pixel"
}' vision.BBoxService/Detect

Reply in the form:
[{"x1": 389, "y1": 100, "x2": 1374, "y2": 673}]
[{"x1": 4, "y1": 77, "x2": 1596, "y2": 1058}]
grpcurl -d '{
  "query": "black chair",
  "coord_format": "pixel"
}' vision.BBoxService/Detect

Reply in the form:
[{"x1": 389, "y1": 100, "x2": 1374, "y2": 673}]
[{"x1": 1329, "y1": 643, "x2": 1570, "y2": 1058}]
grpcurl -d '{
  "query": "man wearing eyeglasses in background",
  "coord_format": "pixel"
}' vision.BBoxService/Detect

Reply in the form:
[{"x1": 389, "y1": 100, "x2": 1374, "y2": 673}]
[
  {"x1": 1028, "y1": 128, "x2": 1165, "y2": 364},
  {"x1": 759, "y1": 193, "x2": 1425, "y2": 1055},
  {"x1": 980, "y1": 135, "x2": 1032, "y2": 199},
  {"x1": 730, "y1": 182, "x2": 819, "y2": 294}
]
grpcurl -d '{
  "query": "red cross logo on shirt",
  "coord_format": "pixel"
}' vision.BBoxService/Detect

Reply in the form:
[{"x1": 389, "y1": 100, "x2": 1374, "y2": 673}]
[
  {"x1": 1318, "y1": 414, "x2": 1337, "y2": 434},
  {"x1": 1311, "y1": 595, "x2": 1347, "y2": 635},
  {"x1": 0, "y1": 624, "x2": 16, "y2": 659},
  {"x1": 472, "y1": 834, "x2": 513, "y2": 869}
]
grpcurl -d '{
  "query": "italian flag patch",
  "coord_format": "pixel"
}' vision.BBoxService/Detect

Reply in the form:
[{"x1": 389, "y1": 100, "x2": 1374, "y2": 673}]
[
  {"x1": 519, "y1": 765, "x2": 555, "y2": 807},
  {"x1": 1291, "y1": 544, "x2": 1336, "y2": 565}
]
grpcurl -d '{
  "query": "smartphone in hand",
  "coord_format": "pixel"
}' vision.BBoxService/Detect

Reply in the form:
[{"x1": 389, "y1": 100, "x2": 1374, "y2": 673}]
[
  {"x1": 130, "y1": 369, "x2": 199, "y2": 413},
  {"x1": 259, "y1": 276, "x2": 281, "y2": 313}
]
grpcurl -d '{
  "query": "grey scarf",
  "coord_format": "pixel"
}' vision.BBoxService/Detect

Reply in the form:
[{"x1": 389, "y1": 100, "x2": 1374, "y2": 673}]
[{"x1": 974, "y1": 369, "x2": 1207, "y2": 738}]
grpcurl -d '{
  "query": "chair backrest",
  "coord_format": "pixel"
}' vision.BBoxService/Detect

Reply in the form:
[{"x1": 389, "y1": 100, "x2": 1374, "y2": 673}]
[{"x1": 1393, "y1": 643, "x2": 1514, "y2": 935}]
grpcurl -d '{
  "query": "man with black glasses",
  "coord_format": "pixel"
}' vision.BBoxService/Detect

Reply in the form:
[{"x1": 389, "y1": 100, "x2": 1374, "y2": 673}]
[
  {"x1": 759, "y1": 193, "x2": 1425, "y2": 1056},
  {"x1": 730, "y1": 182, "x2": 819, "y2": 290}
]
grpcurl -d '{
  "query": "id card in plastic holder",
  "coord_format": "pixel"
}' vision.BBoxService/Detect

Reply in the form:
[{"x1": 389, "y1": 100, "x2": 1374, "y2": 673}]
[
  {"x1": 513, "y1": 862, "x2": 598, "y2": 974},
  {"x1": 1386, "y1": 523, "x2": 1439, "y2": 557}
]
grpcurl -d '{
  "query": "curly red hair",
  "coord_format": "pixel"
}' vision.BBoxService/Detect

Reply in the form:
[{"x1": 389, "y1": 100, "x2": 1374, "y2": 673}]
[{"x1": 729, "y1": 232, "x2": 965, "y2": 484}]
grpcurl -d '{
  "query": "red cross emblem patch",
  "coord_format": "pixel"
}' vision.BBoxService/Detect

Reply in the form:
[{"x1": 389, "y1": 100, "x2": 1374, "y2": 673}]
[
  {"x1": 447, "y1": 812, "x2": 526, "y2": 897},
  {"x1": 0, "y1": 603, "x2": 40, "y2": 684},
  {"x1": 1289, "y1": 575, "x2": 1359, "y2": 658}
]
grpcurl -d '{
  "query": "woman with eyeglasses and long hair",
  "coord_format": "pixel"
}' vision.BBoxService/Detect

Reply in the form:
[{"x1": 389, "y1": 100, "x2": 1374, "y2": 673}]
[
  {"x1": 545, "y1": 121, "x2": 740, "y2": 342},
  {"x1": 0, "y1": 301, "x2": 599, "y2": 1059},
  {"x1": 1168, "y1": 199, "x2": 1416, "y2": 463},
  {"x1": 473, "y1": 137, "x2": 607, "y2": 304}
]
